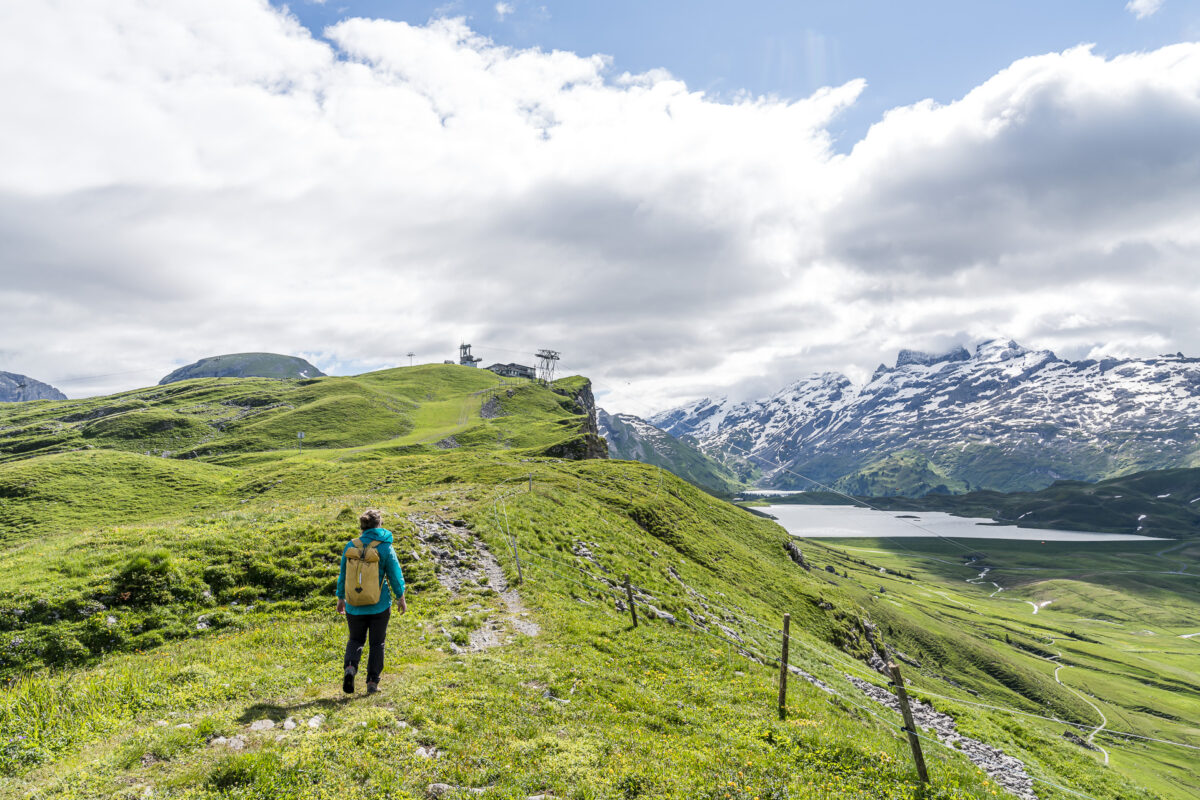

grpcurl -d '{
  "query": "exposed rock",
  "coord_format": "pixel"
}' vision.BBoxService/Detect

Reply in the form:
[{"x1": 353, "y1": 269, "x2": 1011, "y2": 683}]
[
  {"x1": 307, "y1": 714, "x2": 325, "y2": 729},
  {"x1": 547, "y1": 379, "x2": 607, "y2": 460},
  {"x1": 249, "y1": 719, "x2": 275, "y2": 731},
  {"x1": 784, "y1": 540, "x2": 811, "y2": 570},
  {"x1": 1063, "y1": 730, "x2": 1099, "y2": 751},
  {"x1": 480, "y1": 397, "x2": 505, "y2": 419},
  {"x1": 849, "y1": 676, "x2": 1035, "y2": 800},
  {"x1": 427, "y1": 784, "x2": 487, "y2": 797}
]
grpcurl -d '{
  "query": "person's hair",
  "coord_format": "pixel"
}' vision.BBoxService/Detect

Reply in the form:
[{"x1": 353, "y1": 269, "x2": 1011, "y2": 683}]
[{"x1": 359, "y1": 509, "x2": 382, "y2": 531}]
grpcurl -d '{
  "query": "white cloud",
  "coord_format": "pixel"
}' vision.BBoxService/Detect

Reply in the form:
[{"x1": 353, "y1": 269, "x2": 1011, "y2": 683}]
[
  {"x1": 1, "y1": 2, "x2": 1199, "y2": 414},
  {"x1": 495, "y1": 2, "x2": 514, "y2": 20},
  {"x1": 1126, "y1": 0, "x2": 1164, "y2": 19}
]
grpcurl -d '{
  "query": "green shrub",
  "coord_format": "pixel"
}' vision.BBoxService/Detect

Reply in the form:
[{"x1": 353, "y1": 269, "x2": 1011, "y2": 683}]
[
  {"x1": 207, "y1": 751, "x2": 284, "y2": 790},
  {"x1": 203, "y1": 564, "x2": 237, "y2": 592},
  {"x1": 169, "y1": 663, "x2": 216, "y2": 685},
  {"x1": 111, "y1": 550, "x2": 183, "y2": 606},
  {"x1": 40, "y1": 630, "x2": 90, "y2": 665}
]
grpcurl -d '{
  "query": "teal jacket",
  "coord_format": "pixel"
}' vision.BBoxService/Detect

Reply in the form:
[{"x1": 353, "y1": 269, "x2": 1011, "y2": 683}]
[{"x1": 337, "y1": 528, "x2": 405, "y2": 616}]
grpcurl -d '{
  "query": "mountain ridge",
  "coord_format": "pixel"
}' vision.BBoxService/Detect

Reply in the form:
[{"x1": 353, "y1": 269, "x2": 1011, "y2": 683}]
[
  {"x1": 651, "y1": 339, "x2": 1200, "y2": 495},
  {"x1": 0, "y1": 371, "x2": 67, "y2": 403},
  {"x1": 158, "y1": 352, "x2": 325, "y2": 385}
]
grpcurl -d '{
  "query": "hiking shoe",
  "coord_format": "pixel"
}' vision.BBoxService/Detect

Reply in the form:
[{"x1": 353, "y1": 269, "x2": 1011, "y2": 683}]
[
  {"x1": 342, "y1": 666, "x2": 357, "y2": 694},
  {"x1": 366, "y1": 681, "x2": 379, "y2": 694}
]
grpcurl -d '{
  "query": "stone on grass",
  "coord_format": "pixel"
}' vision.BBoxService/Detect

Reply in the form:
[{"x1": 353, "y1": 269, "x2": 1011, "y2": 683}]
[
  {"x1": 283, "y1": 717, "x2": 297, "y2": 730},
  {"x1": 307, "y1": 714, "x2": 325, "y2": 729},
  {"x1": 249, "y1": 719, "x2": 275, "y2": 731}
]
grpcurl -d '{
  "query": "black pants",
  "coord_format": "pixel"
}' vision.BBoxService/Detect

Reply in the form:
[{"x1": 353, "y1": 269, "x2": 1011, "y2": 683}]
[{"x1": 344, "y1": 608, "x2": 390, "y2": 683}]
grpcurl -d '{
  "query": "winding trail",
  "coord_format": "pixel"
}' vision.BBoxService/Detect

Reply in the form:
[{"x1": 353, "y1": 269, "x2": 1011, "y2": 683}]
[
  {"x1": 961, "y1": 560, "x2": 1109, "y2": 763},
  {"x1": 1045, "y1": 643, "x2": 1110, "y2": 765}
]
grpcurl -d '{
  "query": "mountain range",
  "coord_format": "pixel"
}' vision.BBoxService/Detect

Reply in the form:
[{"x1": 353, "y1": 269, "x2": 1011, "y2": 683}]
[
  {"x1": 596, "y1": 409, "x2": 742, "y2": 496},
  {"x1": 645, "y1": 339, "x2": 1200, "y2": 495}
]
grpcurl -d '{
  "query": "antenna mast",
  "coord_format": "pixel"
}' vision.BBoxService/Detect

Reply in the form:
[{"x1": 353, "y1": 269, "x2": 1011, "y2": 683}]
[
  {"x1": 406, "y1": 352, "x2": 415, "y2": 367},
  {"x1": 535, "y1": 349, "x2": 560, "y2": 385}
]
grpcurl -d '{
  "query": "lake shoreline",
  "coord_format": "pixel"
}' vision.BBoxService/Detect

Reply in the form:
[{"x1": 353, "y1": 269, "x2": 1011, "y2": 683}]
[{"x1": 763, "y1": 504, "x2": 1168, "y2": 542}]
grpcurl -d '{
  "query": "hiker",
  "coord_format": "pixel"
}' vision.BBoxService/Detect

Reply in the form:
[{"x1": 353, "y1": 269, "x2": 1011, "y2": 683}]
[{"x1": 336, "y1": 509, "x2": 407, "y2": 694}]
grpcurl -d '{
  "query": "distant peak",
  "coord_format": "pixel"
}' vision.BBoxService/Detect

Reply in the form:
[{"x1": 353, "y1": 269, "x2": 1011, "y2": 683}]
[
  {"x1": 973, "y1": 339, "x2": 1032, "y2": 362},
  {"x1": 894, "y1": 346, "x2": 970, "y2": 369}
]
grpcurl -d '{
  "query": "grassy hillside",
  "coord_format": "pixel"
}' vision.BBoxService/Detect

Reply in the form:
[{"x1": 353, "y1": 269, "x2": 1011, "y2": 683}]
[
  {"x1": 833, "y1": 450, "x2": 968, "y2": 498},
  {"x1": 158, "y1": 353, "x2": 324, "y2": 385},
  {"x1": 0, "y1": 366, "x2": 1190, "y2": 799}
]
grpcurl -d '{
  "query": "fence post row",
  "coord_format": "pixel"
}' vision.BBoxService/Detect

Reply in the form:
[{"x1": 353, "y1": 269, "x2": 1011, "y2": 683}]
[
  {"x1": 888, "y1": 661, "x2": 929, "y2": 784},
  {"x1": 777, "y1": 613, "x2": 791, "y2": 719},
  {"x1": 624, "y1": 574, "x2": 638, "y2": 628}
]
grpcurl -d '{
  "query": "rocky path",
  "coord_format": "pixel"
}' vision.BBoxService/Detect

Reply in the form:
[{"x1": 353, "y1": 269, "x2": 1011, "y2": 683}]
[
  {"x1": 848, "y1": 676, "x2": 1037, "y2": 800},
  {"x1": 408, "y1": 515, "x2": 539, "y2": 651}
]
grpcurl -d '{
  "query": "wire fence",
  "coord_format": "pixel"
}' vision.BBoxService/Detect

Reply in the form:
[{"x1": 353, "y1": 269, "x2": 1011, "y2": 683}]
[{"x1": 473, "y1": 467, "x2": 1200, "y2": 799}]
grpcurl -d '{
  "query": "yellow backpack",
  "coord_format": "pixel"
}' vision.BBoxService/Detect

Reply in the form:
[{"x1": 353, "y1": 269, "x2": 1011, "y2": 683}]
[{"x1": 346, "y1": 538, "x2": 382, "y2": 606}]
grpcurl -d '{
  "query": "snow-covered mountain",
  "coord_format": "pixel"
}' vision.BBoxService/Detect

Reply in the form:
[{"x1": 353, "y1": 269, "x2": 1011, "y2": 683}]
[
  {"x1": 596, "y1": 409, "x2": 744, "y2": 496},
  {"x1": 649, "y1": 339, "x2": 1200, "y2": 494}
]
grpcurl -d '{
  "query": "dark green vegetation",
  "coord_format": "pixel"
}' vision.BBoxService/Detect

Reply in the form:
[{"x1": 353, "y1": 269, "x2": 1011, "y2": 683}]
[
  {"x1": 833, "y1": 450, "x2": 968, "y2": 498},
  {"x1": 0, "y1": 365, "x2": 1193, "y2": 799},
  {"x1": 597, "y1": 410, "x2": 744, "y2": 497},
  {"x1": 158, "y1": 353, "x2": 325, "y2": 385}
]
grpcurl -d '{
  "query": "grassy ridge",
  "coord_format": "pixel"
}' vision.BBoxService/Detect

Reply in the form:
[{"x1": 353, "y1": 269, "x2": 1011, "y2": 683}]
[{"x1": 0, "y1": 366, "x2": 1189, "y2": 798}]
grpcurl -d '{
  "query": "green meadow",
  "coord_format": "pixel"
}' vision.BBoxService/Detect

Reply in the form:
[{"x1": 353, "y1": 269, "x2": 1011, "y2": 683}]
[{"x1": 0, "y1": 365, "x2": 1193, "y2": 799}]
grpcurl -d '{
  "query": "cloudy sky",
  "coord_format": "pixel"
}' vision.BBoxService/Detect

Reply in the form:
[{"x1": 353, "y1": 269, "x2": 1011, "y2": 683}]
[{"x1": 2, "y1": 1, "x2": 1199, "y2": 414}]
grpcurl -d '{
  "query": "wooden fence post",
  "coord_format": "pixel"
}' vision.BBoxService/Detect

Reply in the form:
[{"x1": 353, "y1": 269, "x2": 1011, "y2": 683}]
[
  {"x1": 777, "y1": 613, "x2": 791, "y2": 719},
  {"x1": 624, "y1": 574, "x2": 638, "y2": 628},
  {"x1": 889, "y1": 661, "x2": 929, "y2": 784}
]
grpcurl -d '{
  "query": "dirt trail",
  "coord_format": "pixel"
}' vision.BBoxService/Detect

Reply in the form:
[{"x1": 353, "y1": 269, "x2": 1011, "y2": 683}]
[
  {"x1": 408, "y1": 515, "x2": 539, "y2": 651},
  {"x1": 1044, "y1": 642, "x2": 1110, "y2": 765}
]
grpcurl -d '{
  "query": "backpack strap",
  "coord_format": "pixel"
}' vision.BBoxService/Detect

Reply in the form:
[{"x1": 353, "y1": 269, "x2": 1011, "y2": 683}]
[{"x1": 350, "y1": 537, "x2": 365, "y2": 557}]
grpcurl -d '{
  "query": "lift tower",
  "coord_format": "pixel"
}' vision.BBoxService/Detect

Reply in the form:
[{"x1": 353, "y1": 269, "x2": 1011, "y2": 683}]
[{"x1": 535, "y1": 349, "x2": 560, "y2": 385}]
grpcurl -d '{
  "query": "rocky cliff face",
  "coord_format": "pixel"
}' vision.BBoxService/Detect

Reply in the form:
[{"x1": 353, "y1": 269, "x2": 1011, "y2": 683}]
[
  {"x1": 651, "y1": 339, "x2": 1200, "y2": 494},
  {"x1": 0, "y1": 372, "x2": 67, "y2": 403},
  {"x1": 549, "y1": 379, "x2": 608, "y2": 460}
]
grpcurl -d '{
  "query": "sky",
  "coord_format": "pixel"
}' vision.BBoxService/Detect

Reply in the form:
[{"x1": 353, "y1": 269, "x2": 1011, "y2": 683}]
[{"x1": 2, "y1": 1, "x2": 1200, "y2": 415}]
